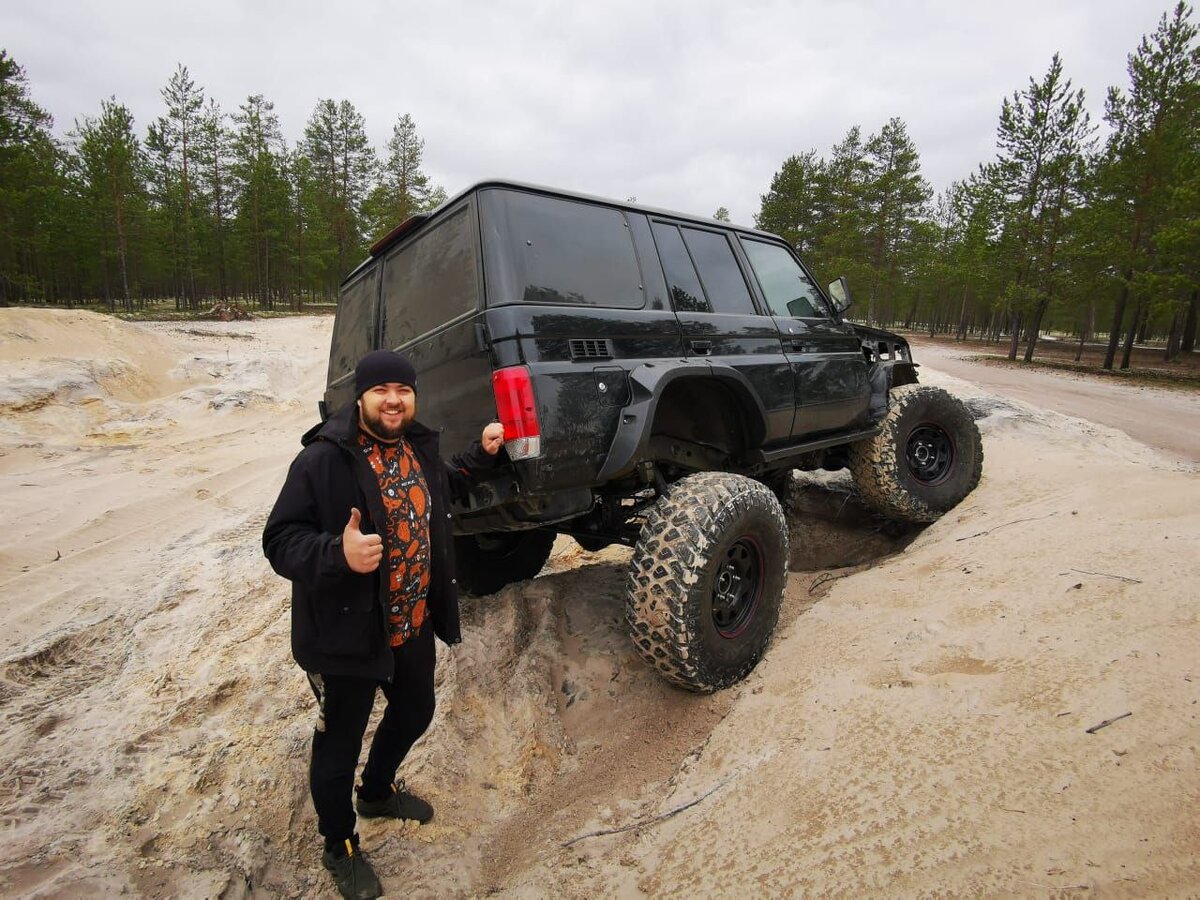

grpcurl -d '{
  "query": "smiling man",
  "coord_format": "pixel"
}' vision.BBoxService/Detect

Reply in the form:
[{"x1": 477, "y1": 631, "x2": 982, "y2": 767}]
[{"x1": 263, "y1": 349, "x2": 505, "y2": 900}]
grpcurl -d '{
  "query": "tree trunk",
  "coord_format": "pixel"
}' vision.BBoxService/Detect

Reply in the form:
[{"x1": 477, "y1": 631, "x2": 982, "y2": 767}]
[
  {"x1": 1007, "y1": 312, "x2": 1022, "y2": 361},
  {"x1": 1024, "y1": 298, "x2": 1050, "y2": 363},
  {"x1": 1120, "y1": 300, "x2": 1144, "y2": 370},
  {"x1": 1103, "y1": 279, "x2": 1130, "y2": 370},
  {"x1": 905, "y1": 289, "x2": 919, "y2": 330},
  {"x1": 1164, "y1": 310, "x2": 1182, "y2": 361},
  {"x1": 1182, "y1": 290, "x2": 1197, "y2": 354},
  {"x1": 1074, "y1": 300, "x2": 1093, "y2": 363}
]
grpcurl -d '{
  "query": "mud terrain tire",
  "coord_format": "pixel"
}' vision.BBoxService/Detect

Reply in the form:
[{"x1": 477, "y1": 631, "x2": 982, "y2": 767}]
[
  {"x1": 627, "y1": 472, "x2": 789, "y2": 692},
  {"x1": 454, "y1": 529, "x2": 556, "y2": 596},
  {"x1": 849, "y1": 384, "x2": 983, "y2": 524}
]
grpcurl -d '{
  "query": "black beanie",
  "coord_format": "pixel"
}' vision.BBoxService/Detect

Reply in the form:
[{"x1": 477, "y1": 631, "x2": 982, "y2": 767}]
[{"x1": 354, "y1": 350, "x2": 417, "y2": 397}]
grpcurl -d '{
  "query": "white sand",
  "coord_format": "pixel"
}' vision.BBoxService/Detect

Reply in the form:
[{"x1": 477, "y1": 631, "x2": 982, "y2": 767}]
[{"x1": 0, "y1": 309, "x2": 1196, "y2": 897}]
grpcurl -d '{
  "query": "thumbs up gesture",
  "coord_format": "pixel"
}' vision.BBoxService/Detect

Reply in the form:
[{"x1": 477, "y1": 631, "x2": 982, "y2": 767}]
[{"x1": 343, "y1": 507, "x2": 383, "y2": 573}]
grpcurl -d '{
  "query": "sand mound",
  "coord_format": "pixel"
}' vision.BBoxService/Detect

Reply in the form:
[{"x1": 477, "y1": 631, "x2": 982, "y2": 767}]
[{"x1": 0, "y1": 314, "x2": 1196, "y2": 896}]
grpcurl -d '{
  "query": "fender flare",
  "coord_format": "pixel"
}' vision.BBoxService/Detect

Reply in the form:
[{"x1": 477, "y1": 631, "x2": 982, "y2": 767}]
[
  {"x1": 596, "y1": 361, "x2": 770, "y2": 481},
  {"x1": 868, "y1": 360, "x2": 919, "y2": 419}
]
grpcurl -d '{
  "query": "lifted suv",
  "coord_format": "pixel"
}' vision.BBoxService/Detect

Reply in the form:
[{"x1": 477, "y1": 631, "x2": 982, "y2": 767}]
[{"x1": 324, "y1": 180, "x2": 983, "y2": 691}]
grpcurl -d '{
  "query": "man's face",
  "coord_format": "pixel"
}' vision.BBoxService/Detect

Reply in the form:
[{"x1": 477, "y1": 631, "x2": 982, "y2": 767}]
[{"x1": 358, "y1": 382, "x2": 417, "y2": 442}]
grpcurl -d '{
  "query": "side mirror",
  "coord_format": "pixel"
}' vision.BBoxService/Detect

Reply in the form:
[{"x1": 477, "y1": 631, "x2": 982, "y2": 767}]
[{"x1": 828, "y1": 276, "x2": 852, "y2": 314}]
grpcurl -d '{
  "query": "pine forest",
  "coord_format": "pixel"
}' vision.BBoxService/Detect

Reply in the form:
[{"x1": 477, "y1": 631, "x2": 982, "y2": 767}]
[{"x1": 0, "y1": 4, "x2": 1196, "y2": 370}]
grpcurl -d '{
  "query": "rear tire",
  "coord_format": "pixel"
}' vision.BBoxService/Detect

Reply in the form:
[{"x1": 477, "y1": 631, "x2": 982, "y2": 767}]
[
  {"x1": 849, "y1": 384, "x2": 983, "y2": 524},
  {"x1": 454, "y1": 529, "x2": 556, "y2": 596},
  {"x1": 627, "y1": 472, "x2": 788, "y2": 692}
]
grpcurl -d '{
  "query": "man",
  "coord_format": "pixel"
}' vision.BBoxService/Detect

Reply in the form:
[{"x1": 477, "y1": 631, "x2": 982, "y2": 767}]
[{"x1": 263, "y1": 349, "x2": 504, "y2": 900}]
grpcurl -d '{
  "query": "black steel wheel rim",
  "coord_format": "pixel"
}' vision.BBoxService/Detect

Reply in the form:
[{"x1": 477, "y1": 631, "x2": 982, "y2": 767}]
[
  {"x1": 712, "y1": 536, "x2": 763, "y2": 638},
  {"x1": 905, "y1": 423, "x2": 956, "y2": 485}
]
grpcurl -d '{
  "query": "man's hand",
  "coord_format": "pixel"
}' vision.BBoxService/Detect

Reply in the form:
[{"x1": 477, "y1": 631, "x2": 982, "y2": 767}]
[
  {"x1": 342, "y1": 507, "x2": 383, "y2": 573},
  {"x1": 481, "y1": 422, "x2": 505, "y2": 455}
]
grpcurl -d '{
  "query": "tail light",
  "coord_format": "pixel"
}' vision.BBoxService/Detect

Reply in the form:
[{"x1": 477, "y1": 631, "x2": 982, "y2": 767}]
[{"x1": 492, "y1": 366, "x2": 542, "y2": 460}]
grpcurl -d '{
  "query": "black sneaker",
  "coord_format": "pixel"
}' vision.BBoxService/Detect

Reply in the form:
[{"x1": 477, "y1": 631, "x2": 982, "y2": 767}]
[
  {"x1": 321, "y1": 838, "x2": 383, "y2": 900},
  {"x1": 356, "y1": 781, "x2": 434, "y2": 823}
]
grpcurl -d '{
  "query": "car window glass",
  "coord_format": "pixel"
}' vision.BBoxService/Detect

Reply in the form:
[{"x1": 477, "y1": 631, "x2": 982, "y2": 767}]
[
  {"x1": 328, "y1": 268, "x2": 377, "y2": 384},
  {"x1": 381, "y1": 205, "x2": 479, "y2": 346},
  {"x1": 680, "y1": 227, "x2": 756, "y2": 315},
  {"x1": 651, "y1": 222, "x2": 710, "y2": 313},
  {"x1": 741, "y1": 239, "x2": 829, "y2": 319},
  {"x1": 487, "y1": 191, "x2": 644, "y2": 308}
]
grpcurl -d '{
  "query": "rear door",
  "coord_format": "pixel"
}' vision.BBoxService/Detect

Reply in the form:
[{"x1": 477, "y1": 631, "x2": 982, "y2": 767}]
[
  {"x1": 737, "y1": 237, "x2": 870, "y2": 437},
  {"x1": 650, "y1": 220, "x2": 795, "y2": 443}
]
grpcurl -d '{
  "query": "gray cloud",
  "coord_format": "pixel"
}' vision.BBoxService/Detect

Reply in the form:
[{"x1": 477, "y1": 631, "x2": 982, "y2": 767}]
[{"x1": 7, "y1": 0, "x2": 1162, "y2": 226}]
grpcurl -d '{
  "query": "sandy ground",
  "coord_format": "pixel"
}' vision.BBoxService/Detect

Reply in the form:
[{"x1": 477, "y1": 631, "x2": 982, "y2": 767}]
[
  {"x1": 0, "y1": 309, "x2": 1196, "y2": 898},
  {"x1": 908, "y1": 336, "x2": 1200, "y2": 465}
]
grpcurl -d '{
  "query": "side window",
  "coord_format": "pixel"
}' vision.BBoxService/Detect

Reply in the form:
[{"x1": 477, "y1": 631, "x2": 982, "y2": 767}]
[
  {"x1": 740, "y1": 239, "x2": 830, "y2": 319},
  {"x1": 679, "y1": 227, "x2": 757, "y2": 315},
  {"x1": 651, "y1": 222, "x2": 710, "y2": 313},
  {"x1": 328, "y1": 268, "x2": 377, "y2": 385},
  {"x1": 381, "y1": 205, "x2": 479, "y2": 347}
]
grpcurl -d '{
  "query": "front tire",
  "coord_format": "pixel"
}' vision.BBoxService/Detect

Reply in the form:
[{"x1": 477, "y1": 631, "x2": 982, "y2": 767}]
[
  {"x1": 454, "y1": 529, "x2": 557, "y2": 596},
  {"x1": 626, "y1": 473, "x2": 789, "y2": 692},
  {"x1": 849, "y1": 384, "x2": 983, "y2": 523}
]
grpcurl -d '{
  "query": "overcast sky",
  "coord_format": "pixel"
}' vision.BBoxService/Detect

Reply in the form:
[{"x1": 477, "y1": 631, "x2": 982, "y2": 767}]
[{"x1": 7, "y1": 1, "x2": 1166, "y2": 226}]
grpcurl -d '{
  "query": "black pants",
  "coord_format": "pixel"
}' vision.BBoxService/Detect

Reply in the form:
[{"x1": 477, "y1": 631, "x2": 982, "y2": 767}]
[{"x1": 306, "y1": 625, "x2": 436, "y2": 848}]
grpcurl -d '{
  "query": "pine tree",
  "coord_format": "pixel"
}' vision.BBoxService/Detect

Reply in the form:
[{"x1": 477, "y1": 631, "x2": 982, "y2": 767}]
[
  {"x1": 231, "y1": 94, "x2": 291, "y2": 308},
  {"x1": 0, "y1": 50, "x2": 58, "y2": 303},
  {"x1": 1098, "y1": 2, "x2": 1200, "y2": 368},
  {"x1": 363, "y1": 112, "x2": 444, "y2": 244},
  {"x1": 983, "y1": 54, "x2": 1094, "y2": 360},
  {"x1": 148, "y1": 65, "x2": 204, "y2": 307},
  {"x1": 194, "y1": 98, "x2": 234, "y2": 302},
  {"x1": 301, "y1": 99, "x2": 376, "y2": 288},
  {"x1": 71, "y1": 98, "x2": 148, "y2": 310},
  {"x1": 819, "y1": 127, "x2": 874, "y2": 297},
  {"x1": 862, "y1": 118, "x2": 932, "y2": 325},
  {"x1": 755, "y1": 150, "x2": 825, "y2": 255}
]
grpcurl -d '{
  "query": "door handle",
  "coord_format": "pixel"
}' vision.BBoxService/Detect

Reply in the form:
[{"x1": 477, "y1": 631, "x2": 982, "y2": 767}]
[{"x1": 690, "y1": 340, "x2": 713, "y2": 355}]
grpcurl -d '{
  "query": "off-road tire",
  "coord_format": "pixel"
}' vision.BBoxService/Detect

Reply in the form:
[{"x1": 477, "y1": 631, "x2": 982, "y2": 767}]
[
  {"x1": 849, "y1": 384, "x2": 983, "y2": 524},
  {"x1": 627, "y1": 472, "x2": 789, "y2": 692},
  {"x1": 454, "y1": 529, "x2": 556, "y2": 596}
]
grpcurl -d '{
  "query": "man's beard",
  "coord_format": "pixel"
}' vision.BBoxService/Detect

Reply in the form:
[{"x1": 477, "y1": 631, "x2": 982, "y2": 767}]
[{"x1": 360, "y1": 405, "x2": 413, "y2": 442}]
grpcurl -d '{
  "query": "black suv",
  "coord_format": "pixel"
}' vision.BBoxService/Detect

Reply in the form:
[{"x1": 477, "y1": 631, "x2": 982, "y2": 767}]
[{"x1": 324, "y1": 180, "x2": 982, "y2": 692}]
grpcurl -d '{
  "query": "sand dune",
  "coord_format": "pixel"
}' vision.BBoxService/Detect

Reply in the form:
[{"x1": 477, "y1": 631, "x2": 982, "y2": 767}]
[{"x1": 0, "y1": 309, "x2": 1195, "y2": 897}]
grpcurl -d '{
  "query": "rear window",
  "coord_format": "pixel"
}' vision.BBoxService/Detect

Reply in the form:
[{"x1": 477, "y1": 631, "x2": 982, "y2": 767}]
[
  {"x1": 483, "y1": 190, "x2": 644, "y2": 308},
  {"x1": 381, "y1": 204, "x2": 479, "y2": 347},
  {"x1": 328, "y1": 267, "x2": 378, "y2": 384}
]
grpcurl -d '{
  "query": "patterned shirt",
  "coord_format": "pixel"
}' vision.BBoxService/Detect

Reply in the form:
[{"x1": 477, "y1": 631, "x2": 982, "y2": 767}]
[{"x1": 357, "y1": 431, "x2": 432, "y2": 647}]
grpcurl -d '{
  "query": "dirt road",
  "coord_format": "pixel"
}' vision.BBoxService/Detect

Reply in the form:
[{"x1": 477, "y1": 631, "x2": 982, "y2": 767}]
[
  {"x1": 909, "y1": 337, "x2": 1200, "y2": 464},
  {"x1": 0, "y1": 310, "x2": 1196, "y2": 897}
]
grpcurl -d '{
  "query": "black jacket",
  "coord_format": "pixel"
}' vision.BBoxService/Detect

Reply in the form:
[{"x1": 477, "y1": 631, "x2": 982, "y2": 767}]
[{"x1": 262, "y1": 402, "x2": 502, "y2": 681}]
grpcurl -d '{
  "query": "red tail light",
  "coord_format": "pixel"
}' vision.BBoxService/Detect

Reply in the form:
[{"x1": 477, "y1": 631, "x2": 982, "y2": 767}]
[{"x1": 492, "y1": 366, "x2": 542, "y2": 460}]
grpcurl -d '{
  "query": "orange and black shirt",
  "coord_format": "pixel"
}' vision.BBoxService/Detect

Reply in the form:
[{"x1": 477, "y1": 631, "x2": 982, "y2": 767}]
[{"x1": 357, "y1": 431, "x2": 432, "y2": 647}]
